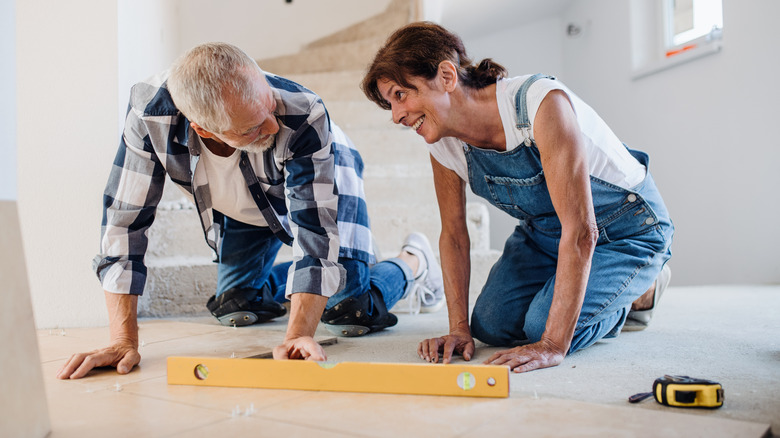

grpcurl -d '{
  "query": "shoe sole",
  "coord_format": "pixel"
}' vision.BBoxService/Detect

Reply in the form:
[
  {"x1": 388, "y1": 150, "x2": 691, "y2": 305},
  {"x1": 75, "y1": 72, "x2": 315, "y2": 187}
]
[
  {"x1": 215, "y1": 310, "x2": 284, "y2": 327},
  {"x1": 324, "y1": 324, "x2": 372, "y2": 337},
  {"x1": 623, "y1": 264, "x2": 672, "y2": 331},
  {"x1": 621, "y1": 319, "x2": 648, "y2": 332},
  {"x1": 420, "y1": 300, "x2": 445, "y2": 314},
  {"x1": 216, "y1": 311, "x2": 258, "y2": 327}
]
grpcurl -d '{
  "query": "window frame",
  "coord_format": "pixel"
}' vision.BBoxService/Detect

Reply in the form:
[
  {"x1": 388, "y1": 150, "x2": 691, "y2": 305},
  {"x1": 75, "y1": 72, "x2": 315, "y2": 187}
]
[{"x1": 631, "y1": 0, "x2": 723, "y2": 80}]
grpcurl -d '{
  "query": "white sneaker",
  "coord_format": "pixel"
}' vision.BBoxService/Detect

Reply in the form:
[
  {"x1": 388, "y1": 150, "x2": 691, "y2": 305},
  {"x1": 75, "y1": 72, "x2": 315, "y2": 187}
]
[
  {"x1": 623, "y1": 264, "x2": 671, "y2": 331},
  {"x1": 397, "y1": 232, "x2": 445, "y2": 314}
]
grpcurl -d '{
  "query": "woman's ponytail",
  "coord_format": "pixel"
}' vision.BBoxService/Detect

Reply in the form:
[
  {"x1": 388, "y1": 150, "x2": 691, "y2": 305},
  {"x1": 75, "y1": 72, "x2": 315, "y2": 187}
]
[{"x1": 462, "y1": 58, "x2": 507, "y2": 89}]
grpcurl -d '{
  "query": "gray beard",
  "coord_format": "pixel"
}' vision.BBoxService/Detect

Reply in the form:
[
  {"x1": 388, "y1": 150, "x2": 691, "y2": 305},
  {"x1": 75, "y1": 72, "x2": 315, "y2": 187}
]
[{"x1": 235, "y1": 134, "x2": 276, "y2": 154}]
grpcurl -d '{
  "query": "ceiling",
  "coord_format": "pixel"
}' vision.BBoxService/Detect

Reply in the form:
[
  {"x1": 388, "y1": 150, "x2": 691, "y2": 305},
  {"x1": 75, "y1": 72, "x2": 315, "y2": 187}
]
[{"x1": 438, "y1": 0, "x2": 574, "y2": 39}]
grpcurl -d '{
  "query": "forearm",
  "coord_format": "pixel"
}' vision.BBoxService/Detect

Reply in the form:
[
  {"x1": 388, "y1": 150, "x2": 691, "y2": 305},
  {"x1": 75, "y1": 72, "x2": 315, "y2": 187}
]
[
  {"x1": 542, "y1": 231, "x2": 596, "y2": 352},
  {"x1": 440, "y1": 231, "x2": 471, "y2": 333},
  {"x1": 285, "y1": 292, "x2": 328, "y2": 341},
  {"x1": 105, "y1": 291, "x2": 139, "y2": 348},
  {"x1": 430, "y1": 156, "x2": 471, "y2": 333}
]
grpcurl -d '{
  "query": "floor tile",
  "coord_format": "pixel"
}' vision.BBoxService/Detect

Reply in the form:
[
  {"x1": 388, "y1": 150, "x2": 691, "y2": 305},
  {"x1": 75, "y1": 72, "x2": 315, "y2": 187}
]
[
  {"x1": 41, "y1": 322, "x2": 332, "y2": 391},
  {"x1": 252, "y1": 390, "x2": 521, "y2": 437},
  {"x1": 47, "y1": 386, "x2": 226, "y2": 438},
  {"x1": 39, "y1": 319, "x2": 773, "y2": 437},
  {"x1": 166, "y1": 415, "x2": 362, "y2": 438},
  {"x1": 121, "y1": 375, "x2": 307, "y2": 412},
  {"x1": 37, "y1": 320, "x2": 226, "y2": 363},
  {"x1": 465, "y1": 397, "x2": 772, "y2": 438}
]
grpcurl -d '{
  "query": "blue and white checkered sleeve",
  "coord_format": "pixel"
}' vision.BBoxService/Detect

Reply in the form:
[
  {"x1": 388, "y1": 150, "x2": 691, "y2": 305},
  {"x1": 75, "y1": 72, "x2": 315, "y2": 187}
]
[
  {"x1": 93, "y1": 106, "x2": 166, "y2": 295},
  {"x1": 283, "y1": 99, "x2": 346, "y2": 299}
]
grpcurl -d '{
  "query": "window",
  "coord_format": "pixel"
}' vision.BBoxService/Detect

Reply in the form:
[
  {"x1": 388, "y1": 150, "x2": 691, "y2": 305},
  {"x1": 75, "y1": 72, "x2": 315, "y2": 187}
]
[
  {"x1": 666, "y1": 0, "x2": 723, "y2": 54},
  {"x1": 630, "y1": 0, "x2": 723, "y2": 80}
]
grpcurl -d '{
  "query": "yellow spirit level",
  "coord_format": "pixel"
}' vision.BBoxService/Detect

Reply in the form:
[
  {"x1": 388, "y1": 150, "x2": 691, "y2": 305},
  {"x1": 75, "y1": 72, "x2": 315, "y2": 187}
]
[{"x1": 168, "y1": 356, "x2": 510, "y2": 398}]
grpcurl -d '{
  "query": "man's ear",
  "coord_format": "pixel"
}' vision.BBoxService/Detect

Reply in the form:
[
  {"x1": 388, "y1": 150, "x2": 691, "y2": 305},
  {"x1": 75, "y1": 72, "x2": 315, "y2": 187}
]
[
  {"x1": 190, "y1": 122, "x2": 215, "y2": 139},
  {"x1": 438, "y1": 60, "x2": 459, "y2": 92}
]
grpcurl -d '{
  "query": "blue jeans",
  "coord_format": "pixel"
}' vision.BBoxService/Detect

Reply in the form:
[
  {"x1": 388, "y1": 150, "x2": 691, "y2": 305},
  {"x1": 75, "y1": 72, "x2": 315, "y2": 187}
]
[
  {"x1": 216, "y1": 214, "x2": 414, "y2": 311},
  {"x1": 471, "y1": 209, "x2": 671, "y2": 353},
  {"x1": 467, "y1": 152, "x2": 674, "y2": 353}
]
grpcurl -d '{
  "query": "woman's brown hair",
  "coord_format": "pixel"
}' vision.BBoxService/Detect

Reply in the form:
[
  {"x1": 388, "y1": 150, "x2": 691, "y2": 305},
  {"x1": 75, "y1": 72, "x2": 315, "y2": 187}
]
[{"x1": 362, "y1": 22, "x2": 507, "y2": 110}]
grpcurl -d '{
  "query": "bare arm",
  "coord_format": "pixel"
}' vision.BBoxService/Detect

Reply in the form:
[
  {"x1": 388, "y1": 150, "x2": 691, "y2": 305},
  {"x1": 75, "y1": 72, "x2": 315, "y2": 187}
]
[
  {"x1": 273, "y1": 292, "x2": 328, "y2": 361},
  {"x1": 537, "y1": 90, "x2": 597, "y2": 351},
  {"x1": 485, "y1": 89, "x2": 597, "y2": 372},
  {"x1": 418, "y1": 155, "x2": 475, "y2": 364},
  {"x1": 56, "y1": 291, "x2": 141, "y2": 379}
]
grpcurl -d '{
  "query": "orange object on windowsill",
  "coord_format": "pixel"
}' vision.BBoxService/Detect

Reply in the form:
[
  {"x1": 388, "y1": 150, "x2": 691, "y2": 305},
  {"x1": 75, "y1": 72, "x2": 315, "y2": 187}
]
[{"x1": 666, "y1": 44, "x2": 697, "y2": 57}]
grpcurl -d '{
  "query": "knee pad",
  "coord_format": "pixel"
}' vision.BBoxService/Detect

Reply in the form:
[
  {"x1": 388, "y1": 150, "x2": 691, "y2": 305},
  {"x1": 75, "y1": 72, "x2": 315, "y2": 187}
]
[{"x1": 206, "y1": 286, "x2": 286, "y2": 327}]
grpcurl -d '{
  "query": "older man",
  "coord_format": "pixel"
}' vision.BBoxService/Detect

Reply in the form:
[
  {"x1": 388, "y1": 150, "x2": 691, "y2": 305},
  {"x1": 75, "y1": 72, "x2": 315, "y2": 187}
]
[{"x1": 57, "y1": 43, "x2": 443, "y2": 379}]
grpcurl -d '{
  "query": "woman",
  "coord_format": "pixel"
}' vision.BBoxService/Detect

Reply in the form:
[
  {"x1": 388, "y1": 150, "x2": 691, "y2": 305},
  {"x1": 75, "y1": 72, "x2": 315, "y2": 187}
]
[{"x1": 361, "y1": 22, "x2": 674, "y2": 373}]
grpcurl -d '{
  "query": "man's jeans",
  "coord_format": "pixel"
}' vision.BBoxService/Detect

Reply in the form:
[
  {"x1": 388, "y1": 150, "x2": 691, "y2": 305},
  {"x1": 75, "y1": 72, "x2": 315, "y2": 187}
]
[{"x1": 216, "y1": 215, "x2": 414, "y2": 310}]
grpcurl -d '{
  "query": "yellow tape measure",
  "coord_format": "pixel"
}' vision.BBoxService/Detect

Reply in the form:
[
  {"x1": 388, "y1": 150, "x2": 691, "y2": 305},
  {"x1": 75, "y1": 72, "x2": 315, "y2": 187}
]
[{"x1": 630, "y1": 375, "x2": 724, "y2": 408}]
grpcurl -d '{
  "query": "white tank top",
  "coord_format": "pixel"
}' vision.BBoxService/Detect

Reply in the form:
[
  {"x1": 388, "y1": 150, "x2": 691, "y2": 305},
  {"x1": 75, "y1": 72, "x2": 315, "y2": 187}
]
[{"x1": 428, "y1": 75, "x2": 647, "y2": 190}]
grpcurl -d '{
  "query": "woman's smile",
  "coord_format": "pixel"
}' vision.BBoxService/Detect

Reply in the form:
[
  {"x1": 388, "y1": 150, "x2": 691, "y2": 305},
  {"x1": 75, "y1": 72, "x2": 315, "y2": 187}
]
[{"x1": 412, "y1": 115, "x2": 425, "y2": 133}]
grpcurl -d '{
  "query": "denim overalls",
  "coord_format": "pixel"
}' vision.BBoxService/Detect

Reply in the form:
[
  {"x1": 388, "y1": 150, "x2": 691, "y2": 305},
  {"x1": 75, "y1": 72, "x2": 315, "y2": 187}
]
[{"x1": 468, "y1": 74, "x2": 674, "y2": 353}]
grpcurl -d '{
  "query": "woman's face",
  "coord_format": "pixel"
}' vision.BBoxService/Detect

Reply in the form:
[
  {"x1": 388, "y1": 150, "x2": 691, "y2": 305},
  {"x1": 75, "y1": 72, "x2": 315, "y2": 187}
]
[{"x1": 377, "y1": 75, "x2": 452, "y2": 144}]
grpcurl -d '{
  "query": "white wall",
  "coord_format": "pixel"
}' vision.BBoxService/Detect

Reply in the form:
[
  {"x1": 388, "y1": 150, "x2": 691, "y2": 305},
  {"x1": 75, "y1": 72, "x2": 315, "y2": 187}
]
[
  {"x1": 1, "y1": 0, "x2": 16, "y2": 201},
  {"x1": 464, "y1": 17, "x2": 564, "y2": 78},
  {"x1": 177, "y1": 0, "x2": 390, "y2": 60},
  {"x1": 558, "y1": 0, "x2": 780, "y2": 285},
  {"x1": 17, "y1": 0, "x2": 119, "y2": 328},
  {"x1": 118, "y1": 0, "x2": 180, "y2": 135},
  {"x1": 444, "y1": 0, "x2": 780, "y2": 285}
]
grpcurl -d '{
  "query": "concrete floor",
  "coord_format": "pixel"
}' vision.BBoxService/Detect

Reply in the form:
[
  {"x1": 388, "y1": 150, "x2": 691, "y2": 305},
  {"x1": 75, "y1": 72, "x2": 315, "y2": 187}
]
[{"x1": 38, "y1": 285, "x2": 777, "y2": 437}]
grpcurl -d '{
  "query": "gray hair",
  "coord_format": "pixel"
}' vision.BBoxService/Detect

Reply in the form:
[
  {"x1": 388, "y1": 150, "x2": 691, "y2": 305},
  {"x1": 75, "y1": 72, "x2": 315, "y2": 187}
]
[{"x1": 167, "y1": 42, "x2": 262, "y2": 133}]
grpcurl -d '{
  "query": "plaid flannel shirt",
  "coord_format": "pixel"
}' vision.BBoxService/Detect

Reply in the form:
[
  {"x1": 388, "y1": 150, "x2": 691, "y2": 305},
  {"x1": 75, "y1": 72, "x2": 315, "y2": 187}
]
[{"x1": 94, "y1": 71, "x2": 374, "y2": 298}]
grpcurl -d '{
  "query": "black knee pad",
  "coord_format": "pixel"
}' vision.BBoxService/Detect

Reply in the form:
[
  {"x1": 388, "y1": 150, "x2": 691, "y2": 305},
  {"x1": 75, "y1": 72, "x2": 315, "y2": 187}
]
[{"x1": 206, "y1": 285, "x2": 286, "y2": 327}]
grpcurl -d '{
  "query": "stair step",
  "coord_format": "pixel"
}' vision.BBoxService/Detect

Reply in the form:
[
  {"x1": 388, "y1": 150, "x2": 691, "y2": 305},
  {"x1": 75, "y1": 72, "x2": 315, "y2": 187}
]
[
  {"x1": 367, "y1": 211, "x2": 441, "y2": 258},
  {"x1": 257, "y1": 0, "x2": 411, "y2": 75},
  {"x1": 258, "y1": 37, "x2": 385, "y2": 75},
  {"x1": 142, "y1": 248, "x2": 500, "y2": 318},
  {"x1": 469, "y1": 250, "x2": 502, "y2": 303},
  {"x1": 346, "y1": 128, "x2": 430, "y2": 165},
  {"x1": 304, "y1": 0, "x2": 411, "y2": 50},
  {"x1": 283, "y1": 70, "x2": 367, "y2": 102},
  {"x1": 147, "y1": 198, "x2": 213, "y2": 260},
  {"x1": 326, "y1": 101, "x2": 396, "y2": 130},
  {"x1": 142, "y1": 257, "x2": 216, "y2": 317}
]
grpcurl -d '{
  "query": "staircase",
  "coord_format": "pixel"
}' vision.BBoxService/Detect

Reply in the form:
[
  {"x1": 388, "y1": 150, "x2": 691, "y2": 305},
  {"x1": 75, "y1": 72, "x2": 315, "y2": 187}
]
[{"x1": 140, "y1": 0, "x2": 500, "y2": 318}]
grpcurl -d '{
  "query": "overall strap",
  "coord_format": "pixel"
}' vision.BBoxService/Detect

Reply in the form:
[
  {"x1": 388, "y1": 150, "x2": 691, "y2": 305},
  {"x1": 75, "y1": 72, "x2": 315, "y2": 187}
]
[
  {"x1": 238, "y1": 151, "x2": 293, "y2": 245},
  {"x1": 514, "y1": 73, "x2": 556, "y2": 146}
]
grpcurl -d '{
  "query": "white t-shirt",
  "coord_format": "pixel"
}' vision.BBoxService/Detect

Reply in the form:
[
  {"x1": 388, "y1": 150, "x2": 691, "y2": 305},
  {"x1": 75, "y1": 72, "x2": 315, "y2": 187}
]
[
  {"x1": 428, "y1": 75, "x2": 647, "y2": 190},
  {"x1": 199, "y1": 143, "x2": 268, "y2": 227}
]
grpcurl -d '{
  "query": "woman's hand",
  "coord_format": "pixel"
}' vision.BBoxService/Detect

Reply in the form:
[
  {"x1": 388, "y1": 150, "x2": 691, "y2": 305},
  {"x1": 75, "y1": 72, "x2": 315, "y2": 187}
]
[
  {"x1": 418, "y1": 328, "x2": 475, "y2": 364},
  {"x1": 484, "y1": 338, "x2": 566, "y2": 373}
]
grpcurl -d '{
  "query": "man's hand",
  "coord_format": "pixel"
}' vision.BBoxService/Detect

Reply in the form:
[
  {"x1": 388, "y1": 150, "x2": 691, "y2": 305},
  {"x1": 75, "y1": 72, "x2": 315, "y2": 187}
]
[
  {"x1": 418, "y1": 328, "x2": 475, "y2": 364},
  {"x1": 56, "y1": 342, "x2": 141, "y2": 379},
  {"x1": 57, "y1": 291, "x2": 140, "y2": 380},
  {"x1": 273, "y1": 336, "x2": 327, "y2": 361},
  {"x1": 484, "y1": 338, "x2": 566, "y2": 373},
  {"x1": 274, "y1": 293, "x2": 329, "y2": 361}
]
